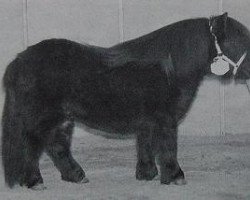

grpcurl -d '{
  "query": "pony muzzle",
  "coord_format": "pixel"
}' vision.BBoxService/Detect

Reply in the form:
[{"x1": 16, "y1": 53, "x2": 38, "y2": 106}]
[
  {"x1": 223, "y1": 52, "x2": 247, "y2": 75},
  {"x1": 209, "y1": 18, "x2": 247, "y2": 76},
  {"x1": 210, "y1": 51, "x2": 247, "y2": 76}
]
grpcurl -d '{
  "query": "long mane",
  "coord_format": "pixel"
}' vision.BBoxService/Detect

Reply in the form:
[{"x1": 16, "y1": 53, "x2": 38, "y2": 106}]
[{"x1": 104, "y1": 17, "x2": 210, "y2": 67}]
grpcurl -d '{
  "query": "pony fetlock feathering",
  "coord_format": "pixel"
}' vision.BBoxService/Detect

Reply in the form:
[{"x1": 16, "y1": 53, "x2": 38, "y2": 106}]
[{"x1": 2, "y1": 13, "x2": 250, "y2": 189}]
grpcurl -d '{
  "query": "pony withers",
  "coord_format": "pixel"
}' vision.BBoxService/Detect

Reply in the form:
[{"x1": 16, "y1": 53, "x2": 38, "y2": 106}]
[{"x1": 2, "y1": 13, "x2": 250, "y2": 189}]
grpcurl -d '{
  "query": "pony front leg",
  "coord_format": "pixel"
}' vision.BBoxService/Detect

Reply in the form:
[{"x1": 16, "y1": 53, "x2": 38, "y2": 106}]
[
  {"x1": 136, "y1": 135, "x2": 158, "y2": 180},
  {"x1": 135, "y1": 118, "x2": 158, "y2": 181},
  {"x1": 158, "y1": 117, "x2": 186, "y2": 185}
]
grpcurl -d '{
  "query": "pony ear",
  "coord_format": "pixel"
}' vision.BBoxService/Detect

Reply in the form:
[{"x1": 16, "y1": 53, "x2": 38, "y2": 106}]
[{"x1": 210, "y1": 12, "x2": 228, "y2": 41}]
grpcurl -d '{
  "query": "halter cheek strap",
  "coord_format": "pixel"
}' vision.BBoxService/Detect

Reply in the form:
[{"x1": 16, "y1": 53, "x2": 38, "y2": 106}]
[
  {"x1": 209, "y1": 18, "x2": 247, "y2": 75},
  {"x1": 221, "y1": 52, "x2": 247, "y2": 75}
]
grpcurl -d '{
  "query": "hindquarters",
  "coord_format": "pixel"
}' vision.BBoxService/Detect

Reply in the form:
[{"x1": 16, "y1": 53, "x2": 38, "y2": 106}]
[
  {"x1": 1, "y1": 56, "x2": 67, "y2": 188},
  {"x1": 1, "y1": 74, "x2": 45, "y2": 187},
  {"x1": 1, "y1": 39, "x2": 101, "y2": 188}
]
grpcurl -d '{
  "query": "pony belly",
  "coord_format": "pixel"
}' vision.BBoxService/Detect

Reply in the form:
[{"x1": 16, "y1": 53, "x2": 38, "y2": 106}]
[
  {"x1": 82, "y1": 113, "x2": 156, "y2": 136},
  {"x1": 82, "y1": 118, "x2": 135, "y2": 135},
  {"x1": 65, "y1": 99, "x2": 142, "y2": 135}
]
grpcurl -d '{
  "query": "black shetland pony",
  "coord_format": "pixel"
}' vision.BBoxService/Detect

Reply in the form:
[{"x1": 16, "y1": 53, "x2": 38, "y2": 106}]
[{"x1": 2, "y1": 13, "x2": 250, "y2": 189}]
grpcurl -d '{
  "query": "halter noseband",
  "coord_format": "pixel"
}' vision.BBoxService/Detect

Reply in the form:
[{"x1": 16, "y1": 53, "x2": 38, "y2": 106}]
[{"x1": 209, "y1": 17, "x2": 247, "y2": 75}]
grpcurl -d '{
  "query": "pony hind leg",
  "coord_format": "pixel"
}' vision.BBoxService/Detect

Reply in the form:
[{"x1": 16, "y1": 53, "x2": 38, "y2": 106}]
[
  {"x1": 19, "y1": 134, "x2": 45, "y2": 189},
  {"x1": 135, "y1": 118, "x2": 158, "y2": 181},
  {"x1": 18, "y1": 109, "x2": 66, "y2": 189},
  {"x1": 17, "y1": 104, "x2": 73, "y2": 188},
  {"x1": 45, "y1": 120, "x2": 88, "y2": 183}
]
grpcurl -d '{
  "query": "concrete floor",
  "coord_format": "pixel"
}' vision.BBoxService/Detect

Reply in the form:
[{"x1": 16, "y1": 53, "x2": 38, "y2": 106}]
[{"x1": 0, "y1": 128, "x2": 249, "y2": 200}]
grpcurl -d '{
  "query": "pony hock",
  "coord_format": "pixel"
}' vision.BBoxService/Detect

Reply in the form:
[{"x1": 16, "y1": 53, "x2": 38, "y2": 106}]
[{"x1": 2, "y1": 13, "x2": 250, "y2": 189}]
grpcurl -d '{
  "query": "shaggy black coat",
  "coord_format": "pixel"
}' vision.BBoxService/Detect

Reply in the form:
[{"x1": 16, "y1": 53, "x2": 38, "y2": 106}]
[{"x1": 2, "y1": 13, "x2": 250, "y2": 188}]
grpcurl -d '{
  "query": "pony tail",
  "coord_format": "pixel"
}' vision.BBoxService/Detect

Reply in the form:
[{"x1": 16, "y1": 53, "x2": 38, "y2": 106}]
[
  {"x1": 2, "y1": 58, "x2": 26, "y2": 187},
  {"x1": 1, "y1": 88, "x2": 26, "y2": 187}
]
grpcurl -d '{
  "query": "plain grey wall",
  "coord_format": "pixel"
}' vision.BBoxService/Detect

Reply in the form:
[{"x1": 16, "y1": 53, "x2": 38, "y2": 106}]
[{"x1": 0, "y1": 0, "x2": 250, "y2": 136}]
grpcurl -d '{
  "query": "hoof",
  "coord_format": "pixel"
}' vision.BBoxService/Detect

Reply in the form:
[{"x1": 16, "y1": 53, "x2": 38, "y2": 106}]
[
  {"x1": 77, "y1": 177, "x2": 89, "y2": 184},
  {"x1": 20, "y1": 173, "x2": 44, "y2": 189},
  {"x1": 136, "y1": 161, "x2": 158, "y2": 181},
  {"x1": 161, "y1": 168, "x2": 186, "y2": 185},
  {"x1": 30, "y1": 183, "x2": 47, "y2": 190},
  {"x1": 61, "y1": 168, "x2": 86, "y2": 183},
  {"x1": 173, "y1": 178, "x2": 187, "y2": 185}
]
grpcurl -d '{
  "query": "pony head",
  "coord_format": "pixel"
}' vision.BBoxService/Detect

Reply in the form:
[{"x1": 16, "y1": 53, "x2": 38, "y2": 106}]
[{"x1": 211, "y1": 13, "x2": 250, "y2": 82}]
